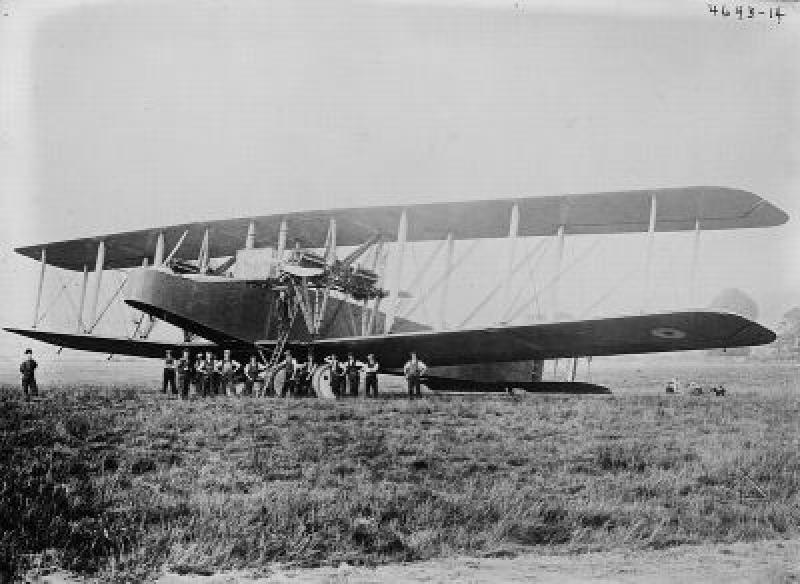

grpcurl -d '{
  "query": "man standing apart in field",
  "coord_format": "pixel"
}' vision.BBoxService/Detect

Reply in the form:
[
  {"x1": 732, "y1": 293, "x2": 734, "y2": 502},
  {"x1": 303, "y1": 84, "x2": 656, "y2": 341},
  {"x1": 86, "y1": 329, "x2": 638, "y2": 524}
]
[
  {"x1": 19, "y1": 348, "x2": 38, "y2": 401},
  {"x1": 163, "y1": 350, "x2": 177, "y2": 395},
  {"x1": 403, "y1": 352, "x2": 427, "y2": 399},
  {"x1": 364, "y1": 354, "x2": 379, "y2": 397}
]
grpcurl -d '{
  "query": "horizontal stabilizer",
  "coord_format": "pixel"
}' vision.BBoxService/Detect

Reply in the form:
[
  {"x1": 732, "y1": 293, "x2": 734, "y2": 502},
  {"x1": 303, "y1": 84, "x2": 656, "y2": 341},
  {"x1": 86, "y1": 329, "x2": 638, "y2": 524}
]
[{"x1": 421, "y1": 376, "x2": 611, "y2": 394}]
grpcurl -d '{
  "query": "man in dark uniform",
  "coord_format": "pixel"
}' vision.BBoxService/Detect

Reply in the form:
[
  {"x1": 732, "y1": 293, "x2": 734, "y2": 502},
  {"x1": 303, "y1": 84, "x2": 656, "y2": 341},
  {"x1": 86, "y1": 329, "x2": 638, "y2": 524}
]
[
  {"x1": 212, "y1": 353, "x2": 224, "y2": 396},
  {"x1": 364, "y1": 354, "x2": 379, "y2": 397},
  {"x1": 220, "y1": 349, "x2": 241, "y2": 397},
  {"x1": 19, "y1": 348, "x2": 38, "y2": 401},
  {"x1": 281, "y1": 350, "x2": 297, "y2": 397},
  {"x1": 344, "y1": 353, "x2": 362, "y2": 397},
  {"x1": 202, "y1": 352, "x2": 215, "y2": 397},
  {"x1": 192, "y1": 353, "x2": 204, "y2": 397},
  {"x1": 163, "y1": 350, "x2": 177, "y2": 395},
  {"x1": 177, "y1": 350, "x2": 192, "y2": 399},
  {"x1": 297, "y1": 350, "x2": 316, "y2": 396},
  {"x1": 243, "y1": 355, "x2": 261, "y2": 397}
]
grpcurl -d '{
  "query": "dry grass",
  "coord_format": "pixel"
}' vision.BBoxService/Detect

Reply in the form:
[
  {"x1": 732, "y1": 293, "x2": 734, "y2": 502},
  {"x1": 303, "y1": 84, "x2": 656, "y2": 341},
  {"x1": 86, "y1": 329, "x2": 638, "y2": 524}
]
[{"x1": 1, "y1": 362, "x2": 799, "y2": 582}]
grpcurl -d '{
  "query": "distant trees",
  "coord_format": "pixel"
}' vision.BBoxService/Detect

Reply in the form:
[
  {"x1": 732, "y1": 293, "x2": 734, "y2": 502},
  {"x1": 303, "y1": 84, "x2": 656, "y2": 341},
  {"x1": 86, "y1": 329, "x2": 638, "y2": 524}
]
[
  {"x1": 709, "y1": 288, "x2": 759, "y2": 320},
  {"x1": 775, "y1": 306, "x2": 800, "y2": 358}
]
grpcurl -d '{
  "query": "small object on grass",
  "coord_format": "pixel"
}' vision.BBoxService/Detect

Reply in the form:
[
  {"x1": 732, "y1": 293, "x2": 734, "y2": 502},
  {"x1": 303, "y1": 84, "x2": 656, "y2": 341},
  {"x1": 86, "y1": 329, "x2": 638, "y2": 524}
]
[{"x1": 171, "y1": 564, "x2": 214, "y2": 576}]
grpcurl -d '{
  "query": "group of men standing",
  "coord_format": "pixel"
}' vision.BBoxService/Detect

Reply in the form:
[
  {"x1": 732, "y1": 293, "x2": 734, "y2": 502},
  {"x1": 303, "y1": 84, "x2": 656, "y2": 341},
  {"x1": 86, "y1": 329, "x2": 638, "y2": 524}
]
[
  {"x1": 321, "y1": 352, "x2": 380, "y2": 397},
  {"x1": 162, "y1": 349, "x2": 243, "y2": 399},
  {"x1": 161, "y1": 348, "x2": 429, "y2": 399}
]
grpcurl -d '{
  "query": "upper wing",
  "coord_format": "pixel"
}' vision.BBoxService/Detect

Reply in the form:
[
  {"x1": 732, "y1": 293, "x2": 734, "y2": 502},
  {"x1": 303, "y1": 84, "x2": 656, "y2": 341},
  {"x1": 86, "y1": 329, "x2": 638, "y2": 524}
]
[
  {"x1": 15, "y1": 187, "x2": 787, "y2": 271},
  {"x1": 308, "y1": 311, "x2": 775, "y2": 370}
]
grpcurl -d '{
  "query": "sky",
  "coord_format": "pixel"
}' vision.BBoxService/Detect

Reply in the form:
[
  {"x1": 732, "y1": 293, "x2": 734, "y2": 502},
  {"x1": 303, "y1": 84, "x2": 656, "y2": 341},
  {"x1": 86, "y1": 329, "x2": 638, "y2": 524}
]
[{"x1": 0, "y1": 0, "x2": 798, "y2": 359}]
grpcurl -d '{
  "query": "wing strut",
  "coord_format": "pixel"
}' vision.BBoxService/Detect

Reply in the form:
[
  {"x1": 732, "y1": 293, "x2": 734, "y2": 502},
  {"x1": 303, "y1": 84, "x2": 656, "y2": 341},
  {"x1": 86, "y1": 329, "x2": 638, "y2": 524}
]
[
  {"x1": 246, "y1": 220, "x2": 256, "y2": 249},
  {"x1": 642, "y1": 192, "x2": 657, "y2": 313},
  {"x1": 154, "y1": 231, "x2": 165, "y2": 266},
  {"x1": 438, "y1": 232, "x2": 455, "y2": 330},
  {"x1": 76, "y1": 264, "x2": 88, "y2": 332},
  {"x1": 273, "y1": 218, "x2": 287, "y2": 277},
  {"x1": 32, "y1": 248, "x2": 46, "y2": 328},
  {"x1": 385, "y1": 209, "x2": 407, "y2": 333},
  {"x1": 361, "y1": 240, "x2": 384, "y2": 335},
  {"x1": 88, "y1": 240, "x2": 105, "y2": 330},
  {"x1": 163, "y1": 230, "x2": 188, "y2": 265},
  {"x1": 86, "y1": 273, "x2": 129, "y2": 334},
  {"x1": 506, "y1": 237, "x2": 602, "y2": 324},
  {"x1": 404, "y1": 239, "x2": 480, "y2": 324},
  {"x1": 460, "y1": 236, "x2": 550, "y2": 328},
  {"x1": 366, "y1": 244, "x2": 389, "y2": 335},
  {"x1": 500, "y1": 203, "x2": 520, "y2": 323},
  {"x1": 550, "y1": 206, "x2": 568, "y2": 321},
  {"x1": 689, "y1": 215, "x2": 702, "y2": 307}
]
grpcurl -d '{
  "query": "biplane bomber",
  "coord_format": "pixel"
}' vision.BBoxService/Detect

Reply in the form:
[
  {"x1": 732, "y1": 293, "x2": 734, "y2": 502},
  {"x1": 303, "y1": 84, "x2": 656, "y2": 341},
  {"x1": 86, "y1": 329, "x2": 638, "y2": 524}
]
[{"x1": 5, "y1": 186, "x2": 787, "y2": 396}]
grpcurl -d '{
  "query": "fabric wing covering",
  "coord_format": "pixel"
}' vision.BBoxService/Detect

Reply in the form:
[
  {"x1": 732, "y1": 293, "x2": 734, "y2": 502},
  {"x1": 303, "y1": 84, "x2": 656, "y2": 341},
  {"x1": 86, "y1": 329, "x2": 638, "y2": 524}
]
[
  {"x1": 14, "y1": 187, "x2": 788, "y2": 271},
  {"x1": 4, "y1": 311, "x2": 775, "y2": 366}
]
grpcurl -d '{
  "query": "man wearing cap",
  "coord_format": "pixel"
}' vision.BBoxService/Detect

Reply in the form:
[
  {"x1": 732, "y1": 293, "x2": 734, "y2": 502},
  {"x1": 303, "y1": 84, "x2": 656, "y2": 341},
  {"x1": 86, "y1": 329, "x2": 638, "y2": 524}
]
[
  {"x1": 201, "y1": 352, "x2": 215, "y2": 397},
  {"x1": 163, "y1": 350, "x2": 177, "y2": 395},
  {"x1": 220, "y1": 349, "x2": 241, "y2": 397},
  {"x1": 192, "y1": 353, "x2": 204, "y2": 397},
  {"x1": 298, "y1": 349, "x2": 316, "y2": 396},
  {"x1": 344, "y1": 353, "x2": 363, "y2": 397},
  {"x1": 212, "y1": 353, "x2": 225, "y2": 396},
  {"x1": 280, "y1": 350, "x2": 297, "y2": 397},
  {"x1": 325, "y1": 354, "x2": 345, "y2": 397},
  {"x1": 364, "y1": 354, "x2": 379, "y2": 398},
  {"x1": 177, "y1": 350, "x2": 193, "y2": 400},
  {"x1": 243, "y1": 355, "x2": 262, "y2": 397},
  {"x1": 19, "y1": 348, "x2": 38, "y2": 401}
]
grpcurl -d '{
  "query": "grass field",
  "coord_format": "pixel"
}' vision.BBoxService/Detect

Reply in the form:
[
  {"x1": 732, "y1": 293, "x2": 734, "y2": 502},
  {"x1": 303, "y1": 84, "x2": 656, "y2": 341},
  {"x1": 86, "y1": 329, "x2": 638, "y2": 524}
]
[{"x1": 1, "y1": 359, "x2": 799, "y2": 582}]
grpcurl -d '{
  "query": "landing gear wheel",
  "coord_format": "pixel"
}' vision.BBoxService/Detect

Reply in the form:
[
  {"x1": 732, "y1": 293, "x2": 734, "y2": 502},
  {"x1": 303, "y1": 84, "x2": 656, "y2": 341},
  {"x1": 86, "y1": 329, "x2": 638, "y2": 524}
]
[{"x1": 311, "y1": 364, "x2": 336, "y2": 399}]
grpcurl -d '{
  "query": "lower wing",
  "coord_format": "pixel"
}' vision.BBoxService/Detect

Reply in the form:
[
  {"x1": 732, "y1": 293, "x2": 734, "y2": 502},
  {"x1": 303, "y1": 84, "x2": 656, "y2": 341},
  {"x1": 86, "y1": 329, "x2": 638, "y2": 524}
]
[
  {"x1": 2, "y1": 328, "x2": 220, "y2": 358},
  {"x1": 310, "y1": 311, "x2": 774, "y2": 369},
  {"x1": 5, "y1": 311, "x2": 773, "y2": 365}
]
